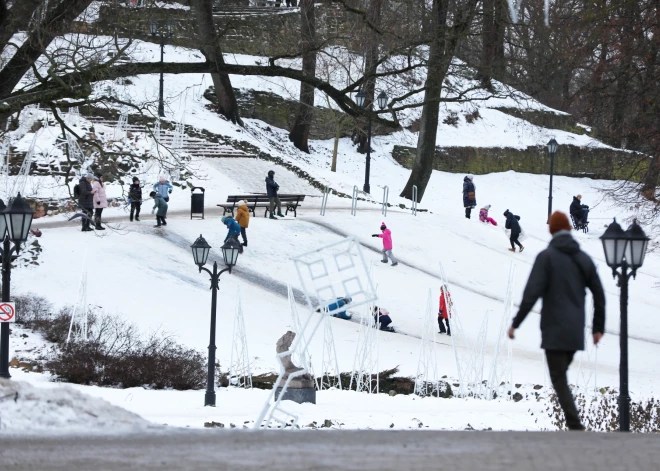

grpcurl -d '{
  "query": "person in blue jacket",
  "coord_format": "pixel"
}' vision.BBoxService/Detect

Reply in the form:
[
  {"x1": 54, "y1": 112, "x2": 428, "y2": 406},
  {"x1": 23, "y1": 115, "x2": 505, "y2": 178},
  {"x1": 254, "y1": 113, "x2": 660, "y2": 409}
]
[
  {"x1": 153, "y1": 176, "x2": 173, "y2": 202},
  {"x1": 317, "y1": 296, "x2": 353, "y2": 320},
  {"x1": 221, "y1": 215, "x2": 244, "y2": 253},
  {"x1": 265, "y1": 170, "x2": 285, "y2": 220}
]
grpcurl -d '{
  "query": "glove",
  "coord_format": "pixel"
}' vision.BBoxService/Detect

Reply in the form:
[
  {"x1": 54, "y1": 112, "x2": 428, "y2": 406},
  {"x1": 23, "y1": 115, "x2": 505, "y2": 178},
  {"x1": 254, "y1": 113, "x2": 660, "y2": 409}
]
[
  {"x1": 371, "y1": 234, "x2": 379, "y2": 237},
  {"x1": 128, "y1": 198, "x2": 132, "y2": 204},
  {"x1": 168, "y1": 189, "x2": 172, "y2": 194},
  {"x1": 151, "y1": 209, "x2": 155, "y2": 214}
]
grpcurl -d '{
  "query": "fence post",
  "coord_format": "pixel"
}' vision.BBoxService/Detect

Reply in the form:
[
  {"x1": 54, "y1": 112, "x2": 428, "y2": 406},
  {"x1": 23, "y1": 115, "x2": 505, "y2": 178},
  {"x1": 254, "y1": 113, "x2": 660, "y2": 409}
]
[
  {"x1": 381, "y1": 186, "x2": 389, "y2": 217},
  {"x1": 351, "y1": 185, "x2": 358, "y2": 216},
  {"x1": 412, "y1": 185, "x2": 418, "y2": 216},
  {"x1": 320, "y1": 186, "x2": 330, "y2": 216}
]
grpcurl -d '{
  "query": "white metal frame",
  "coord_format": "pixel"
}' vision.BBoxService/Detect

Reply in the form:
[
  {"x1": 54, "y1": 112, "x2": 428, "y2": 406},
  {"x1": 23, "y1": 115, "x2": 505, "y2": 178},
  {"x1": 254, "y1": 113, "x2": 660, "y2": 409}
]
[
  {"x1": 351, "y1": 185, "x2": 358, "y2": 216},
  {"x1": 229, "y1": 289, "x2": 252, "y2": 389},
  {"x1": 381, "y1": 186, "x2": 389, "y2": 217}
]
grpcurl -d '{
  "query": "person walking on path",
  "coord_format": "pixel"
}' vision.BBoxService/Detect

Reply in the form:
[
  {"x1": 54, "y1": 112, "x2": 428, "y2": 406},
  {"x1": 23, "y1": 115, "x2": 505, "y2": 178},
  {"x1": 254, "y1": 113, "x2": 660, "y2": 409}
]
[
  {"x1": 91, "y1": 174, "x2": 107, "y2": 231},
  {"x1": 128, "y1": 176, "x2": 142, "y2": 222},
  {"x1": 221, "y1": 215, "x2": 244, "y2": 253},
  {"x1": 508, "y1": 211, "x2": 605, "y2": 431},
  {"x1": 372, "y1": 222, "x2": 398, "y2": 266},
  {"x1": 77, "y1": 173, "x2": 95, "y2": 232},
  {"x1": 504, "y1": 209, "x2": 524, "y2": 252},
  {"x1": 479, "y1": 205, "x2": 498, "y2": 226},
  {"x1": 150, "y1": 190, "x2": 168, "y2": 227},
  {"x1": 463, "y1": 175, "x2": 476, "y2": 219},
  {"x1": 265, "y1": 170, "x2": 285, "y2": 219},
  {"x1": 153, "y1": 176, "x2": 173, "y2": 202},
  {"x1": 438, "y1": 287, "x2": 451, "y2": 335},
  {"x1": 235, "y1": 200, "x2": 250, "y2": 247}
]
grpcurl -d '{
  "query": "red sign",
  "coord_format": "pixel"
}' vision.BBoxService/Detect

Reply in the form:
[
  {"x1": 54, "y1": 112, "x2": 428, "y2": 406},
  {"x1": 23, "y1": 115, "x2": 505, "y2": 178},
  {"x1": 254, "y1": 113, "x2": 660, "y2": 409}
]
[{"x1": 0, "y1": 303, "x2": 16, "y2": 323}]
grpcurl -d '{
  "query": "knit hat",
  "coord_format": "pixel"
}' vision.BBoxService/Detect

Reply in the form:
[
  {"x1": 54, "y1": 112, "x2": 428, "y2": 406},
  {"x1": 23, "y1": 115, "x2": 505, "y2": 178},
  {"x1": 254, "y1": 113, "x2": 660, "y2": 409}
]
[
  {"x1": 221, "y1": 216, "x2": 228, "y2": 223},
  {"x1": 467, "y1": 174, "x2": 474, "y2": 180},
  {"x1": 268, "y1": 170, "x2": 275, "y2": 177},
  {"x1": 85, "y1": 172, "x2": 94, "y2": 179},
  {"x1": 238, "y1": 200, "x2": 247, "y2": 207},
  {"x1": 132, "y1": 176, "x2": 139, "y2": 183},
  {"x1": 549, "y1": 211, "x2": 572, "y2": 235},
  {"x1": 484, "y1": 204, "x2": 491, "y2": 210},
  {"x1": 380, "y1": 222, "x2": 386, "y2": 230}
]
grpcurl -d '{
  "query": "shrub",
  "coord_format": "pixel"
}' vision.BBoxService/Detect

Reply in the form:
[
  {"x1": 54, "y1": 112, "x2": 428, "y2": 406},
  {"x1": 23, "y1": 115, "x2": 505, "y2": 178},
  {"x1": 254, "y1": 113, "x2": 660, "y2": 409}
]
[
  {"x1": 464, "y1": 109, "x2": 481, "y2": 124},
  {"x1": 442, "y1": 111, "x2": 460, "y2": 127}
]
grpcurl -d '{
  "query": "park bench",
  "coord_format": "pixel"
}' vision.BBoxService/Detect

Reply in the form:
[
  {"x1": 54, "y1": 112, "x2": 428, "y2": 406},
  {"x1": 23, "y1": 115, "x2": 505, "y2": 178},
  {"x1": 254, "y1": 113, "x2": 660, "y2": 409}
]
[{"x1": 218, "y1": 194, "x2": 306, "y2": 218}]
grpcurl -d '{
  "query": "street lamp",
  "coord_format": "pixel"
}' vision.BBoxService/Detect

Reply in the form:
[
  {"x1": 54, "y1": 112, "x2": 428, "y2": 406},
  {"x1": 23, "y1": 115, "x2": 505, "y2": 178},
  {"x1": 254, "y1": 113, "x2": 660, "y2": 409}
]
[
  {"x1": 150, "y1": 19, "x2": 175, "y2": 118},
  {"x1": 355, "y1": 90, "x2": 388, "y2": 194},
  {"x1": 546, "y1": 137, "x2": 558, "y2": 223},
  {"x1": 191, "y1": 234, "x2": 240, "y2": 406},
  {"x1": 0, "y1": 193, "x2": 35, "y2": 379},
  {"x1": 600, "y1": 219, "x2": 650, "y2": 432}
]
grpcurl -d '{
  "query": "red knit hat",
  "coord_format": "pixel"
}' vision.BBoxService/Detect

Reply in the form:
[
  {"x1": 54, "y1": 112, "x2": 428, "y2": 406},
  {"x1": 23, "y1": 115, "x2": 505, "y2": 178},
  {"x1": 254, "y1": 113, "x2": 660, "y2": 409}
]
[{"x1": 549, "y1": 211, "x2": 572, "y2": 235}]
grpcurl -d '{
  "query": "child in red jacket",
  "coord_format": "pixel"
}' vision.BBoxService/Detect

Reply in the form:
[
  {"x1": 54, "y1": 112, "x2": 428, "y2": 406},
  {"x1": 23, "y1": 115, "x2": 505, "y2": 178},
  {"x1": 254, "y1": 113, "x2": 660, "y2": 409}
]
[{"x1": 438, "y1": 287, "x2": 452, "y2": 335}]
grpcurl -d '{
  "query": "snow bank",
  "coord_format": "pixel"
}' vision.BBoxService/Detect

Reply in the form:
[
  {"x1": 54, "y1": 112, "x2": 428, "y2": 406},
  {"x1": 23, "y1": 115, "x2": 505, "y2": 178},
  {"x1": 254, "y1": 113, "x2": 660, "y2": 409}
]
[{"x1": 0, "y1": 379, "x2": 152, "y2": 433}]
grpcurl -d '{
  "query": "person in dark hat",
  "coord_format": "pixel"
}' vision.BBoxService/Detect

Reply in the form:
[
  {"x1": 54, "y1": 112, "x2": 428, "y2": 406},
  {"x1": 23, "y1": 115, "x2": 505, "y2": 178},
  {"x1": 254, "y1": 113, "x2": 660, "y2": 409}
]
[
  {"x1": 265, "y1": 170, "x2": 285, "y2": 220},
  {"x1": 508, "y1": 211, "x2": 606, "y2": 431},
  {"x1": 504, "y1": 209, "x2": 524, "y2": 253},
  {"x1": 128, "y1": 176, "x2": 143, "y2": 222}
]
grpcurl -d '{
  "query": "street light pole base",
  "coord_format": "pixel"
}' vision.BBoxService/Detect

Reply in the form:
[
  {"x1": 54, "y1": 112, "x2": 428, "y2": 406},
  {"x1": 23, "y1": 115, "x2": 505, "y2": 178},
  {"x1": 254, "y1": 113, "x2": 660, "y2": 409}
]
[
  {"x1": 204, "y1": 391, "x2": 216, "y2": 407},
  {"x1": 363, "y1": 184, "x2": 370, "y2": 194}
]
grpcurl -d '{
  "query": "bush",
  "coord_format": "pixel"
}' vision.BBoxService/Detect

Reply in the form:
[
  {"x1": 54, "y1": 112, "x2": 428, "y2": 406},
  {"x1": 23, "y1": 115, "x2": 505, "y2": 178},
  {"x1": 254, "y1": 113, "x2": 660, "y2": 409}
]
[
  {"x1": 15, "y1": 294, "x2": 207, "y2": 390},
  {"x1": 442, "y1": 112, "x2": 460, "y2": 127},
  {"x1": 464, "y1": 110, "x2": 481, "y2": 124}
]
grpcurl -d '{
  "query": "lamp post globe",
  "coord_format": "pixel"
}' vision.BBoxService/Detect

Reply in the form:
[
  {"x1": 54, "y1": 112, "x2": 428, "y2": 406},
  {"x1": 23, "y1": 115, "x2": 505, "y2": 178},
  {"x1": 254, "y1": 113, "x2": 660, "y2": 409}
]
[
  {"x1": 0, "y1": 199, "x2": 7, "y2": 240},
  {"x1": 191, "y1": 234, "x2": 211, "y2": 268},
  {"x1": 3, "y1": 193, "x2": 34, "y2": 245},
  {"x1": 624, "y1": 221, "x2": 650, "y2": 271},
  {"x1": 377, "y1": 91, "x2": 388, "y2": 110},
  {"x1": 599, "y1": 219, "x2": 627, "y2": 270},
  {"x1": 221, "y1": 238, "x2": 241, "y2": 269},
  {"x1": 547, "y1": 138, "x2": 558, "y2": 155},
  {"x1": 355, "y1": 90, "x2": 366, "y2": 108},
  {"x1": 150, "y1": 19, "x2": 158, "y2": 36}
]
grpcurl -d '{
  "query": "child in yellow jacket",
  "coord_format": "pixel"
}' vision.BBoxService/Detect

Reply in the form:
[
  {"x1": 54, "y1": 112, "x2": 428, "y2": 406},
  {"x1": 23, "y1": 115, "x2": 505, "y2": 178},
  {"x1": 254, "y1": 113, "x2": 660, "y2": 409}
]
[{"x1": 235, "y1": 200, "x2": 250, "y2": 247}]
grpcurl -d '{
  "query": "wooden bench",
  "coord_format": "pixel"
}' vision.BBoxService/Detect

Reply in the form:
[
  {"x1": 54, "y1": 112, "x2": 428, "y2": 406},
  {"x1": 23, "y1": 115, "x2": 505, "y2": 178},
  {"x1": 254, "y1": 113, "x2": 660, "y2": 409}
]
[{"x1": 218, "y1": 194, "x2": 306, "y2": 218}]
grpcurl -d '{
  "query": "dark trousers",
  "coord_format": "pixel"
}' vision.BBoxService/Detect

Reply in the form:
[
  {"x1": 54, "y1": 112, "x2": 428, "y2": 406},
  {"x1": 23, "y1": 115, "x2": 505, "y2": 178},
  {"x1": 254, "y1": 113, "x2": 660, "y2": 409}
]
[
  {"x1": 94, "y1": 208, "x2": 104, "y2": 227},
  {"x1": 240, "y1": 227, "x2": 248, "y2": 245},
  {"x1": 438, "y1": 317, "x2": 451, "y2": 334},
  {"x1": 510, "y1": 233, "x2": 523, "y2": 249},
  {"x1": 465, "y1": 207, "x2": 472, "y2": 219},
  {"x1": 130, "y1": 202, "x2": 141, "y2": 220},
  {"x1": 546, "y1": 350, "x2": 582, "y2": 430},
  {"x1": 156, "y1": 216, "x2": 166, "y2": 226},
  {"x1": 81, "y1": 208, "x2": 92, "y2": 230}
]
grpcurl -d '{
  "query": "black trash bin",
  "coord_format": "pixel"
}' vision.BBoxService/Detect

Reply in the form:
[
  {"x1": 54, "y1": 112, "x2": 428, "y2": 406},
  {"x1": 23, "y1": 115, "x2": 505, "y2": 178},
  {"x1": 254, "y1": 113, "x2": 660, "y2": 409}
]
[{"x1": 191, "y1": 187, "x2": 205, "y2": 219}]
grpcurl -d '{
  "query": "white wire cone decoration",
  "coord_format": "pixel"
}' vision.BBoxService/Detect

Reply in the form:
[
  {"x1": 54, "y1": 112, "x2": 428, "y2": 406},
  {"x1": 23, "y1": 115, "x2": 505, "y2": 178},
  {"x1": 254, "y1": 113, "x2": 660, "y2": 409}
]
[
  {"x1": 350, "y1": 303, "x2": 379, "y2": 394},
  {"x1": 229, "y1": 288, "x2": 252, "y2": 389},
  {"x1": 67, "y1": 250, "x2": 89, "y2": 343},
  {"x1": 414, "y1": 289, "x2": 440, "y2": 397},
  {"x1": 487, "y1": 262, "x2": 515, "y2": 400}
]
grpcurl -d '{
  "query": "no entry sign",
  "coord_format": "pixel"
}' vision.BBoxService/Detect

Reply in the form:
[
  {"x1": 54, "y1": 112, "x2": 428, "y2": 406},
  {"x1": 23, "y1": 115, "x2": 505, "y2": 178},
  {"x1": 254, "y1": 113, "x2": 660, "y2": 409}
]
[{"x1": 0, "y1": 302, "x2": 15, "y2": 323}]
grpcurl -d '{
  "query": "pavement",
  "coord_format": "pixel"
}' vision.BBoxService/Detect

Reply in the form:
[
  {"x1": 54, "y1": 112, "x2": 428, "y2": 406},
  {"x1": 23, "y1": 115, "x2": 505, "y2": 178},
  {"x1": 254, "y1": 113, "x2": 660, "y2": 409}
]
[{"x1": 2, "y1": 430, "x2": 659, "y2": 470}]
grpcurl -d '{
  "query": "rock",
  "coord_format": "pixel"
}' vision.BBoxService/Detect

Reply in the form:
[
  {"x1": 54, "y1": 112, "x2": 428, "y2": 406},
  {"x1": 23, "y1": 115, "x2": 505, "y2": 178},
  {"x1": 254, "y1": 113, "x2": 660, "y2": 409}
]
[
  {"x1": 513, "y1": 392, "x2": 523, "y2": 402},
  {"x1": 324, "y1": 419, "x2": 332, "y2": 428},
  {"x1": 388, "y1": 390, "x2": 397, "y2": 396},
  {"x1": 203, "y1": 421, "x2": 224, "y2": 428},
  {"x1": 533, "y1": 384, "x2": 543, "y2": 390},
  {"x1": 515, "y1": 383, "x2": 522, "y2": 388}
]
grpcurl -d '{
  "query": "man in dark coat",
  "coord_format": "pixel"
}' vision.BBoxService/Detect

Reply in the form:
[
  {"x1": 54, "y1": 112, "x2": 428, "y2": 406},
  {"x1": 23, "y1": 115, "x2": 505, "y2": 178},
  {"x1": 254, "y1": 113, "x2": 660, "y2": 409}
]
[
  {"x1": 78, "y1": 173, "x2": 94, "y2": 232},
  {"x1": 462, "y1": 175, "x2": 476, "y2": 219},
  {"x1": 265, "y1": 170, "x2": 285, "y2": 220},
  {"x1": 569, "y1": 195, "x2": 589, "y2": 226},
  {"x1": 504, "y1": 209, "x2": 524, "y2": 252},
  {"x1": 508, "y1": 211, "x2": 606, "y2": 431},
  {"x1": 128, "y1": 176, "x2": 143, "y2": 222}
]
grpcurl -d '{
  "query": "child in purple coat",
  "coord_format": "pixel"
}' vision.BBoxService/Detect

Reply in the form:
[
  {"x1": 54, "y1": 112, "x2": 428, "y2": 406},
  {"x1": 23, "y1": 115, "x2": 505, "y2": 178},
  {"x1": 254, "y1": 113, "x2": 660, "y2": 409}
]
[{"x1": 372, "y1": 222, "x2": 399, "y2": 266}]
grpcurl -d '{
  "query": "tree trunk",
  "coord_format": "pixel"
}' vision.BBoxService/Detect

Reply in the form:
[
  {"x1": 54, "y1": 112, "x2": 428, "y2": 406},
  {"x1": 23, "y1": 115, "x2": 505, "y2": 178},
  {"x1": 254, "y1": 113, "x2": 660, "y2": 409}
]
[
  {"x1": 480, "y1": 0, "x2": 495, "y2": 87},
  {"x1": 356, "y1": 0, "x2": 383, "y2": 154},
  {"x1": 0, "y1": 0, "x2": 43, "y2": 52},
  {"x1": 289, "y1": 0, "x2": 316, "y2": 153},
  {"x1": 400, "y1": 0, "x2": 480, "y2": 201},
  {"x1": 0, "y1": 0, "x2": 92, "y2": 100},
  {"x1": 492, "y1": 0, "x2": 507, "y2": 76},
  {"x1": 191, "y1": 0, "x2": 241, "y2": 124}
]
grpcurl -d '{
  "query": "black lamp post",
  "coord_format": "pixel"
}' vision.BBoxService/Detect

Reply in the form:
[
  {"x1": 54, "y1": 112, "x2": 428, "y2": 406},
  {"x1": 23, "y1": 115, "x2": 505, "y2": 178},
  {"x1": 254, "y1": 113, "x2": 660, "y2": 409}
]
[
  {"x1": 355, "y1": 90, "x2": 388, "y2": 194},
  {"x1": 191, "y1": 234, "x2": 241, "y2": 406},
  {"x1": 546, "y1": 138, "x2": 558, "y2": 223},
  {"x1": 0, "y1": 193, "x2": 35, "y2": 379},
  {"x1": 150, "y1": 19, "x2": 175, "y2": 118},
  {"x1": 600, "y1": 219, "x2": 649, "y2": 432}
]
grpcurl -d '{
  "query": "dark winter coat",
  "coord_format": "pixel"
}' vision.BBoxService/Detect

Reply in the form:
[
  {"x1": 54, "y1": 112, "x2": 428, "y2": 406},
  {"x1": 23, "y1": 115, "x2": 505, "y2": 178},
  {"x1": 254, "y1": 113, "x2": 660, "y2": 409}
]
[
  {"x1": 265, "y1": 176, "x2": 279, "y2": 197},
  {"x1": 463, "y1": 177, "x2": 476, "y2": 208},
  {"x1": 153, "y1": 194, "x2": 168, "y2": 217},
  {"x1": 129, "y1": 183, "x2": 143, "y2": 202},
  {"x1": 223, "y1": 217, "x2": 242, "y2": 240},
  {"x1": 504, "y1": 210, "x2": 521, "y2": 235},
  {"x1": 78, "y1": 177, "x2": 94, "y2": 209},
  {"x1": 569, "y1": 197, "x2": 587, "y2": 218},
  {"x1": 512, "y1": 232, "x2": 606, "y2": 351}
]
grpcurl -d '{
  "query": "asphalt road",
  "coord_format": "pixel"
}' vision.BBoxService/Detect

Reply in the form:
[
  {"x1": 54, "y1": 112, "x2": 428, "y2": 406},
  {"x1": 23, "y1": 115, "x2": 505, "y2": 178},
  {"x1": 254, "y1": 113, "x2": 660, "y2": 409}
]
[{"x1": 2, "y1": 430, "x2": 658, "y2": 471}]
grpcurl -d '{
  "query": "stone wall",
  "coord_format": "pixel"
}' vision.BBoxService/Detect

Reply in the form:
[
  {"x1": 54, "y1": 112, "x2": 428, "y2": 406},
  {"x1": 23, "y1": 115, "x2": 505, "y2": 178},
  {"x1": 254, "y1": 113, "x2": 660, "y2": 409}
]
[{"x1": 391, "y1": 145, "x2": 647, "y2": 180}]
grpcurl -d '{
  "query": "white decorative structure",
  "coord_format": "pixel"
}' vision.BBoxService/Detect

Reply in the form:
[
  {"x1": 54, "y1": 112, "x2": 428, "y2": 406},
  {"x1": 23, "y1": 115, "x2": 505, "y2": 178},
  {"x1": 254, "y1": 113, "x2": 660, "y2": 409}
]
[
  {"x1": 10, "y1": 132, "x2": 38, "y2": 197},
  {"x1": 507, "y1": 0, "x2": 551, "y2": 26},
  {"x1": 17, "y1": 105, "x2": 39, "y2": 138},
  {"x1": 66, "y1": 107, "x2": 80, "y2": 127},
  {"x1": 229, "y1": 289, "x2": 252, "y2": 389},
  {"x1": 172, "y1": 118, "x2": 185, "y2": 154},
  {"x1": 574, "y1": 293, "x2": 599, "y2": 394},
  {"x1": 287, "y1": 284, "x2": 313, "y2": 378},
  {"x1": 66, "y1": 132, "x2": 87, "y2": 175},
  {"x1": 465, "y1": 312, "x2": 489, "y2": 398},
  {"x1": 0, "y1": 129, "x2": 10, "y2": 199},
  {"x1": 114, "y1": 109, "x2": 128, "y2": 140},
  {"x1": 440, "y1": 262, "x2": 469, "y2": 397},
  {"x1": 487, "y1": 263, "x2": 516, "y2": 400},
  {"x1": 254, "y1": 237, "x2": 377, "y2": 429},
  {"x1": 414, "y1": 289, "x2": 440, "y2": 396},
  {"x1": 66, "y1": 252, "x2": 89, "y2": 343},
  {"x1": 318, "y1": 315, "x2": 341, "y2": 390},
  {"x1": 350, "y1": 304, "x2": 379, "y2": 394}
]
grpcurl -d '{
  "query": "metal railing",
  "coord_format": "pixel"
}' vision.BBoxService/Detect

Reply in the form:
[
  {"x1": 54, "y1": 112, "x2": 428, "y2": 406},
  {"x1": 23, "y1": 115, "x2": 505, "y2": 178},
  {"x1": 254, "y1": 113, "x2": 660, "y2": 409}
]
[
  {"x1": 320, "y1": 186, "x2": 330, "y2": 216},
  {"x1": 412, "y1": 185, "x2": 418, "y2": 216},
  {"x1": 381, "y1": 186, "x2": 389, "y2": 217},
  {"x1": 351, "y1": 185, "x2": 358, "y2": 216}
]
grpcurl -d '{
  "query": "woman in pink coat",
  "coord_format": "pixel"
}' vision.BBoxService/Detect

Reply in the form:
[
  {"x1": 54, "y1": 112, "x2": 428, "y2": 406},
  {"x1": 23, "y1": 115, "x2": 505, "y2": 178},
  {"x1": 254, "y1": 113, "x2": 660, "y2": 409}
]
[
  {"x1": 91, "y1": 173, "x2": 108, "y2": 230},
  {"x1": 479, "y1": 204, "x2": 498, "y2": 226},
  {"x1": 371, "y1": 222, "x2": 398, "y2": 266}
]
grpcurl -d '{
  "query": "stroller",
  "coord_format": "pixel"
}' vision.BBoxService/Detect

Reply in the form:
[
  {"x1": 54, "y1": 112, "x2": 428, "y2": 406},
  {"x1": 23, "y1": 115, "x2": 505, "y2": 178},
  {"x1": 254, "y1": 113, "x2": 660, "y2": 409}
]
[{"x1": 571, "y1": 207, "x2": 589, "y2": 233}]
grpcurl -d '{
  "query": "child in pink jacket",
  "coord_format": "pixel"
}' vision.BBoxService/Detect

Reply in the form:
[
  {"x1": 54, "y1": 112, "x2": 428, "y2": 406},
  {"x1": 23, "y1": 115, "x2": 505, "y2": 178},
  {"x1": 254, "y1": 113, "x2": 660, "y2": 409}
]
[
  {"x1": 479, "y1": 205, "x2": 498, "y2": 226},
  {"x1": 372, "y1": 222, "x2": 399, "y2": 266}
]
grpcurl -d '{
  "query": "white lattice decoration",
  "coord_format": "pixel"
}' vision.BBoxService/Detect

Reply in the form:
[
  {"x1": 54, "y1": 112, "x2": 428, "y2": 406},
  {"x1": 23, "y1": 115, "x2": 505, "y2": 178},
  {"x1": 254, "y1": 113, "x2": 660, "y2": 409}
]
[
  {"x1": 10, "y1": 132, "x2": 38, "y2": 197},
  {"x1": 67, "y1": 251, "x2": 89, "y2": 343},
  {"x1": 318, "y1": 315, "x2": 341, "y2": 390},
  {"x1": 573, "y1": 292, "x2": 599, "y2": 395},
  {"x1": 114, "y1": 109, "x2": 128, "y2": 140},
  {"x1": 350, "y1": 304, "x2": 379, "y2": 394},
  {"x1": 487, "y1": 262, "x2": 515, "y2": 400},
  {"x1": 287, "y1": 284, "x2": 314, "y2": 378},
  {"x1": 414, "y1": 289, "x2": 440, "y2": 396},
  {"x1": 229, "y1": 289, "x2": 252, "y2": 389}
]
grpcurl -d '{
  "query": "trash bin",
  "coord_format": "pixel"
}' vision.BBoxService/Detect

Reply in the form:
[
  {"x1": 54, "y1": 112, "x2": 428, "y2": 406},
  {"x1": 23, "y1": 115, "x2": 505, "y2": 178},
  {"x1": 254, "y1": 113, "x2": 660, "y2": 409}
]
[{"x1": 191, "y1": 187, "x2": 205, "y2": 219}]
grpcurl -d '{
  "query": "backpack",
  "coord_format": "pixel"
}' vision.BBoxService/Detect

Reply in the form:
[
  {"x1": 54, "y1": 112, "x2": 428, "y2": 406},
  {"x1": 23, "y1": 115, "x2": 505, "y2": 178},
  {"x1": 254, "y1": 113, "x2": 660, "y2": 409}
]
[{"x1": 73, "y1": 184, "x2": 81, "y2": 198}]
